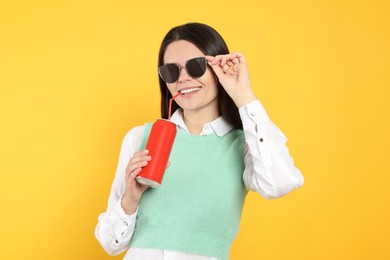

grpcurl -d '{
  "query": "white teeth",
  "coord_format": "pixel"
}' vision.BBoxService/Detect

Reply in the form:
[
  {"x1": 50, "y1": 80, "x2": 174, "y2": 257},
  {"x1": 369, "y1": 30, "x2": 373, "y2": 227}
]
[{"x1": 180, "y1": 87, "x2": 201, "y2": 94}]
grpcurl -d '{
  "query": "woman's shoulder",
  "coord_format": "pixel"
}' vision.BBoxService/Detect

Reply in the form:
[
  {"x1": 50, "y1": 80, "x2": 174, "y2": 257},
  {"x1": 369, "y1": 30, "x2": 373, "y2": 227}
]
[{"x1": 122, "y1": 123, "x2": 150, "y2": 142}]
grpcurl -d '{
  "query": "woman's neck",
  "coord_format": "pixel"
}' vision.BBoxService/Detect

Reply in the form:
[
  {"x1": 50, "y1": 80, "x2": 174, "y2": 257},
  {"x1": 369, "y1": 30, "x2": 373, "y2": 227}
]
[{"x1": 183, "y1": 109, "x2": 220, "y2": 135}]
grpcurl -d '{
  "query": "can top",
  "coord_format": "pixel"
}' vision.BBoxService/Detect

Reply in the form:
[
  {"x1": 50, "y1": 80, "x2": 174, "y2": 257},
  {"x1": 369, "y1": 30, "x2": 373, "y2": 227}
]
[{"x1": 156, "y1": 118, "x2": 176, "y2": 125}]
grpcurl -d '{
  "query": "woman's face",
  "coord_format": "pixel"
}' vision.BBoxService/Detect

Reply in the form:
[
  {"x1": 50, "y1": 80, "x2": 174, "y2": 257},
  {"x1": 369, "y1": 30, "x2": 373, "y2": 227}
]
[{"x1": 163, "y1": 40, "x2": 219, "y2": 115}]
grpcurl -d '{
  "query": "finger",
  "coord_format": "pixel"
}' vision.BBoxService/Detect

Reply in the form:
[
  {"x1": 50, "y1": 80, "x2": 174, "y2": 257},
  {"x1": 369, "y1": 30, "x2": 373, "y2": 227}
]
[
  {"x1": 130, "y1": 167, "x2": 142, "y2": 178},
  {"x1": 220, "y1": 55, "x2": 229, "y2": 67},
  {"x1": 125, "y1": 155, "x2": 150, "y2": 176},
  {"x1": 231, "y1": 58, "x2": 240, "y2": 64},
  {"x1": 229, "y1": 52, "x2": 241, "y2": 59},
  {"x1": 222, "y1": 64, "x2": 230, "y2": 73},
  {"x1": 207, "y1": 60, "x2": 226, "y2": 79},
  {"x1": 205, "y1": 55, "x2": 215, "y2": 63},
  {"x1": 230, "y1": 52, "x2": 246, "y2": 64},
  {"x1": 209, "y1": 54, "x2": 226, "y2": 65},
  {"x1": 210, "y1": 56, "x2": 221, "y2": 65},
  {"x1": 129, "y1": 155, "x2": 151, "y2": 166},
  {"x1": 134, "y1": 149, "x2": 150, "y2": 158},
  {"x1": 128, "y1": 160, "x2": 149, "y2": 173},
  {"x1": 130, "y1": 149, "x2": 149, "y2": 159},
  {"x1": 129, "y1": 150, "x2": 151, "y2": 165},
  {"x1": 126, "y1": 167, "x2": 140, "y2": 181},
  {"x1": 226, "y1": 61, "x2": 234, "y2": 67}
]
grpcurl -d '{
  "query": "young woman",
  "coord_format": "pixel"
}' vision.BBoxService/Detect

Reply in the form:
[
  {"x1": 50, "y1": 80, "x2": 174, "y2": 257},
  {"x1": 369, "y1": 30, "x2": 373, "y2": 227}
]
[{"x1": 95, "y1": 22, "x2": 304, "y2": 260}]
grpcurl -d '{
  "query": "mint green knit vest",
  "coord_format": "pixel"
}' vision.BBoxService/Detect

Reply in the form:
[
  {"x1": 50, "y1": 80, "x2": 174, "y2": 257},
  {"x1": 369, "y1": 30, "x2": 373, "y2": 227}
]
[{"x1": 130, "y1": 123, "x2": 248, "y2": 260}]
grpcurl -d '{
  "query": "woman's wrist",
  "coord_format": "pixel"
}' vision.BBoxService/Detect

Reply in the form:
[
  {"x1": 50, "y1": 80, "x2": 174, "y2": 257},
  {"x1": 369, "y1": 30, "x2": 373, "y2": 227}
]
[
  {"x1": 121, "y1": 193, "x2": 139, "y2": 215},
  {"x1": 233, "y1": 88, "x2": 258, "y2": 108}
]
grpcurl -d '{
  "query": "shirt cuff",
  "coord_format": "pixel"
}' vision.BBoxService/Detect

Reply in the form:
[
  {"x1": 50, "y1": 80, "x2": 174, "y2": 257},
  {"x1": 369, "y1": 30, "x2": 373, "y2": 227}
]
[
  {"x1": 239, "y1": 99, "x2": 272, "y2": 169},
  {"x1": 239, "y1": 99, "x2": 270, "y2": 124},
  {"x1": 113, "y1": 195, "x2": 138, "y2": 225}
]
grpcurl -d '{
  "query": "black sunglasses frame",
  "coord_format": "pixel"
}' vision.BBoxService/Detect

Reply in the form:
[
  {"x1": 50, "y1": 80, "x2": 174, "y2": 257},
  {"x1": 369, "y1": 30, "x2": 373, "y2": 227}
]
[{"x1": 158, "y1": 57, "x2": 208, "y2": 83}]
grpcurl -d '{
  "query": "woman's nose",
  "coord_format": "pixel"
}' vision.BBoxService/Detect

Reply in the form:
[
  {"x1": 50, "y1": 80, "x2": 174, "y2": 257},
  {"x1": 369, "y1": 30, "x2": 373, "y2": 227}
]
[{"x1": 177, "y1": 66, "x2": 192, "y2": 83}]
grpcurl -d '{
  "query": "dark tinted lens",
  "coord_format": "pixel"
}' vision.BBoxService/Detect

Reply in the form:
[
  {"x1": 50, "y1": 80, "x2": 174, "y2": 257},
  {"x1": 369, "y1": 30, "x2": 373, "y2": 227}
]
[
  {"x1": 158, "y1": 63, "x2": 179, "y2": 83},
  {"x1": 186, "y1": 57, "x2": 207, "y2": 78}
]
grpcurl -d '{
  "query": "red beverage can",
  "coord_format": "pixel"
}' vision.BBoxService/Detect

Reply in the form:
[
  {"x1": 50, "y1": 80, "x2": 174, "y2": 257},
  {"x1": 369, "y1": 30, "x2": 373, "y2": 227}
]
[{"x1": 136, "y1": 119, "x2": 177, "y2": 188}]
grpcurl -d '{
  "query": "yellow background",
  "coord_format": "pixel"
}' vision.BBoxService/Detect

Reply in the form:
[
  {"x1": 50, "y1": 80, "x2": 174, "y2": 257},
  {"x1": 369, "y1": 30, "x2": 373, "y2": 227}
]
[{"x1": 1, "y1": 0, "x2": 389, "y2": 259}]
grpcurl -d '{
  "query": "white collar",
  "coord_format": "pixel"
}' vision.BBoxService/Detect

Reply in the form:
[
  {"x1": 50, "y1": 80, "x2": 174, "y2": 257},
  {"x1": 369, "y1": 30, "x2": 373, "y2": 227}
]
[{"x1": 169, "y1": 109, "x2": 234, "y2": 137}]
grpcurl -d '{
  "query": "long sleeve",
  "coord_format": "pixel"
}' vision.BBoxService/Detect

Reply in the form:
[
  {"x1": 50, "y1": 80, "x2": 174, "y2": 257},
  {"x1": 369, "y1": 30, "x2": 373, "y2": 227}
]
[
  {"x1": 95, "y1": 105, "x2": 304, "y2": 258},
  {"x1": 240, "y1": 100, "x2": 304, "y2": 199},
  {"x1": 95, "y1": 125, "x2": 144, "y2": 255},
  {"x1": 95, "y1": 122, "x2": 219, "y2": 259}
]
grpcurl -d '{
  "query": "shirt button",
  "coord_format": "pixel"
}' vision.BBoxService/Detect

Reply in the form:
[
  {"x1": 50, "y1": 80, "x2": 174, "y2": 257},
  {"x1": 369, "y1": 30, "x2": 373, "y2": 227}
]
[
  {"x1": 124, "y1": 221, "x2": 128, "y2": 226},
  {"x1": 250, "y1": 111, "x2": 256, "y2": 117},
  {"x1": 115, "y1": 239, "x2": 119, "y2": 244},
  {"x1": 204, "y1": 125, "x2": 209, "y2": 130},
  {"x1": 259, "y1": 138, "x2": 264, "y2": 142}
]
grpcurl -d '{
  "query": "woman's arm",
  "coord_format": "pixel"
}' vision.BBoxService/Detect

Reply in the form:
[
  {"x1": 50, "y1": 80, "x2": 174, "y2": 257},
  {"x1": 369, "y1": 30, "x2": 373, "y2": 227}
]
[
  {"x1": 95, "y1": 125, "x2": 145, "y2": 255},
  {"x1": 240, "y1": 100, "x2": 304, "y2": 198},
  {"x1": 207, "y1": 52, "x2": 303, "y2": 198}
]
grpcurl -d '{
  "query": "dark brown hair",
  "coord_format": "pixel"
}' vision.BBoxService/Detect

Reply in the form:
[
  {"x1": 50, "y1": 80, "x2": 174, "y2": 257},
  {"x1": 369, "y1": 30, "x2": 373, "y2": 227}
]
[{"x1": 158, "y1": 22, "x2": 242, "y2": 129}]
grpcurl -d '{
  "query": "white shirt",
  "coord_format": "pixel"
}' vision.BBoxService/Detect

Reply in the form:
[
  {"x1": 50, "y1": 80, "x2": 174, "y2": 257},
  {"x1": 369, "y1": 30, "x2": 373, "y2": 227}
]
[{"x1": 95, "y1": 100, "x2": 304, "y2": 260}]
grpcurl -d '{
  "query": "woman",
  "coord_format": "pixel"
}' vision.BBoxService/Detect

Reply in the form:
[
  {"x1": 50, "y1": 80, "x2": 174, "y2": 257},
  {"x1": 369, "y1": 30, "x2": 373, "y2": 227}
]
[{"x1": 95, "y1": 22, "x2": 304, "y2": 260}]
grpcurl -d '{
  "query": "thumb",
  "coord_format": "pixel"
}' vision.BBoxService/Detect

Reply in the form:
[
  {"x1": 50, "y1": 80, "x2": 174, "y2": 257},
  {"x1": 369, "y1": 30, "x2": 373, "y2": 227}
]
[{"x1": 206, "y1": 56, "x2": 226, "y2": 80}]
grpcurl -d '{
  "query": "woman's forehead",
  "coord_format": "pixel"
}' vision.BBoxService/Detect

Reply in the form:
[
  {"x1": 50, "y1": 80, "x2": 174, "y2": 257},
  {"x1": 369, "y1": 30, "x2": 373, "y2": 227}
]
[{"x1": 164, "y1": 40, "x2": 204, "y2": 64}]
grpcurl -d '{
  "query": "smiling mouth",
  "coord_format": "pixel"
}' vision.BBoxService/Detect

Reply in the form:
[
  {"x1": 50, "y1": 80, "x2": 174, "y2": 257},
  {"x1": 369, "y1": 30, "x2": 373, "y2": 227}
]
[{"x1": 180, "y1": 87, "x2": 202, "y2": 95}]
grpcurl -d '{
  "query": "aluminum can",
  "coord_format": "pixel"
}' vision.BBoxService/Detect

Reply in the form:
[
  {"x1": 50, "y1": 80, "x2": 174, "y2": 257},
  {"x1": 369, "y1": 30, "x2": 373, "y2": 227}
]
[{"x1": 136, "y1": 119, "x2": 176, "y2": 188}]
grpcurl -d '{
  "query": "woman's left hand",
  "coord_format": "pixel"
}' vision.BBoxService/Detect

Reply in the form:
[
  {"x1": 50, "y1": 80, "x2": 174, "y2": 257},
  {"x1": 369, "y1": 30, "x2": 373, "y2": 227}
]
[{"x1": 206, "y1": 52, "x2": 257, "y2": 108}]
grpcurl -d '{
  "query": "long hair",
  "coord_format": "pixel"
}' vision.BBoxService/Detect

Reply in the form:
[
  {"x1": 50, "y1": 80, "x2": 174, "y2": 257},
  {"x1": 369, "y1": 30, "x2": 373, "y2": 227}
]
[{"x1": 158, "y1": 22, "x2": 242, "y2": 129}]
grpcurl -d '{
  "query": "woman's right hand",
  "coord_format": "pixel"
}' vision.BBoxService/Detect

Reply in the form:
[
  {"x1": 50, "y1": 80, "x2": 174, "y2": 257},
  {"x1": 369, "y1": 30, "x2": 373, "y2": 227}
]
[{"x1": 121, "y1": 149, "x2": 151, "y2": 214}]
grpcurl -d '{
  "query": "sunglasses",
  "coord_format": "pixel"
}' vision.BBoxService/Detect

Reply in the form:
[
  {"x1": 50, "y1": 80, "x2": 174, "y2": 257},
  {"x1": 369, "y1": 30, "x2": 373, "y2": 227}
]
[{"x1": 158, "y1": 57, "x2": 207, "y2": 83}]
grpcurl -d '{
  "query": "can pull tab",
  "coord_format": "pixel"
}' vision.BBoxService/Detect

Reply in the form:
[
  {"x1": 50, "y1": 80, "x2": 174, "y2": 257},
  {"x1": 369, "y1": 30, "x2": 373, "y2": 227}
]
[{"x1": 168, "y1": 92, "x2": 182, "y2": 121}]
